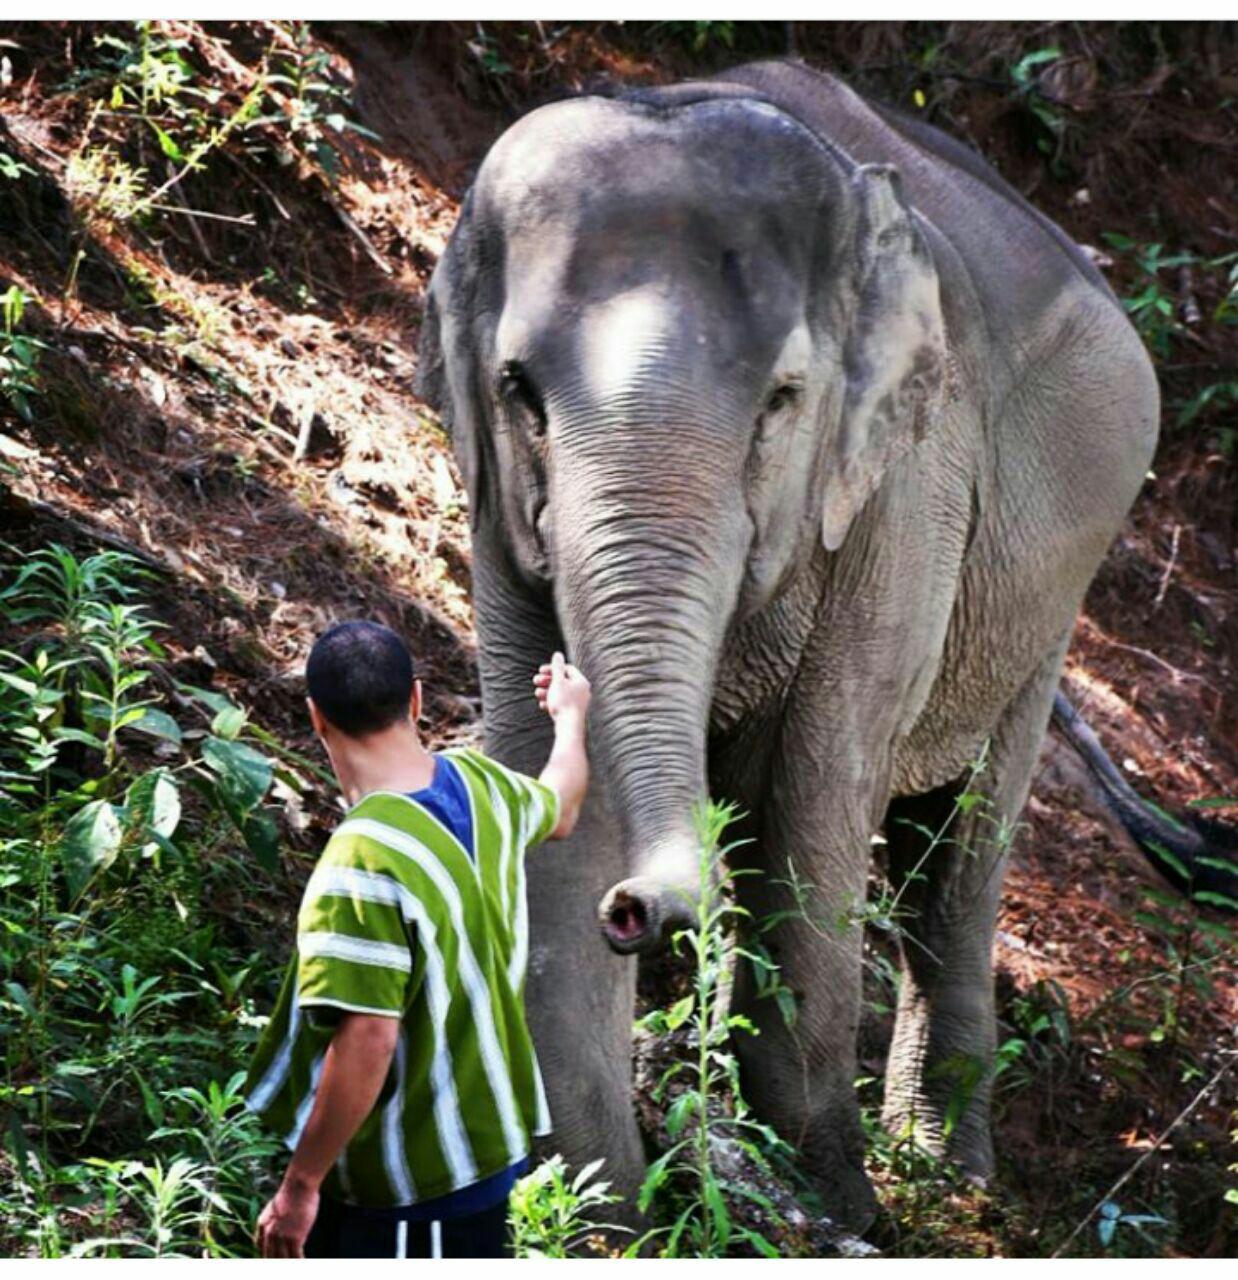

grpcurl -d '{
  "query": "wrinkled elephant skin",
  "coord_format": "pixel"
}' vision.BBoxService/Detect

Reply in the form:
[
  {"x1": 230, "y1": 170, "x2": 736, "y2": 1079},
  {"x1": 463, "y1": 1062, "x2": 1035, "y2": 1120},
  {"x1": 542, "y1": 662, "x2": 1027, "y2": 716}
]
[{"x1": 416, "y1": 61, "x2": 1159, "y2": 1230}]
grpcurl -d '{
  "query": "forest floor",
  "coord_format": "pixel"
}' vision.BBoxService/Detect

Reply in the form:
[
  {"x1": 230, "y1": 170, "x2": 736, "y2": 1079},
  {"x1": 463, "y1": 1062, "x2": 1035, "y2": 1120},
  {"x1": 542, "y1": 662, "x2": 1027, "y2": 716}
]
[{"x1": 0, "y1": 20, "x2": 1234, "y2": 1257}]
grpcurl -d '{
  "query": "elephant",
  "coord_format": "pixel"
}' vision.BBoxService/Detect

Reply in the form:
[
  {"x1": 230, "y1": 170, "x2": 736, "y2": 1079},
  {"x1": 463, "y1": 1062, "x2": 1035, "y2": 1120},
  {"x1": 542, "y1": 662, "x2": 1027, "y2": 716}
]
[{"x1": 415, "y1": 59, "x2": 1160, "y2": 1230}]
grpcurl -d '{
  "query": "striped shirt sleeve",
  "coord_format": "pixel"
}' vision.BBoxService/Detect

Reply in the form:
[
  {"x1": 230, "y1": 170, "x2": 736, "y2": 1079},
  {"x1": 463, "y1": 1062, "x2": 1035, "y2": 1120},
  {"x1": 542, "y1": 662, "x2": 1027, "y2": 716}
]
[
  {"x1": 296, "y1": 857, "x2": 414, "y2": 1021},
  {"x1": 490, "y1": 760, "x2": 561, "y2": 850}
]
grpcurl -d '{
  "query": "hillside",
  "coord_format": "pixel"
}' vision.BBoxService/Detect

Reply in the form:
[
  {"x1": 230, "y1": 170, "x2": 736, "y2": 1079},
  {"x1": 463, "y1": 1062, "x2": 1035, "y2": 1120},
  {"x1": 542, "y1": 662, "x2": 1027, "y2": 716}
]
[{"x1": 0, "y1": 20, "x2": 1234, "y2": 1258}]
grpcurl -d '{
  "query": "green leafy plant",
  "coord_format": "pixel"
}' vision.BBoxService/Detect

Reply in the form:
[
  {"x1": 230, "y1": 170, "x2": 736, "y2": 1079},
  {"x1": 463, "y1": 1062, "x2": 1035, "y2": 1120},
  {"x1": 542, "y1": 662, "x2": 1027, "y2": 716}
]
[
  {"x1": 0, "y1": 542, "x2": 293, "y2": 1257},
  {"x1": 1102, "y1": 235, "x2": 1238, "y2": 362},
  {"x1": 151, "y1": 1073, "x2": 281, "y2": 1255},
  {"x1": 1009, "y1": 47, "x2": 1069, "y2": 166},
  {"x1": 0, "y1": 285, "x2": 46, "y2": 422},
  {"x1": 257, "y1": 21, "x2": 379, "y2": 180},
  {"x1": 1096, "y1": 1200, "x2": 1169, "y2": 1252},
  {"x1": 635, "y1": 800, "x2": 792, "y2": 1258},
  {"x1": 0, "y1": 150, "x2": 35, "y2": 181},
  {"x1": 508, "y1": 1155, "x2": 627, "y2": 1258},
  {"x1": 657, "y1": 21, "x2": 737, "y2": 54}
]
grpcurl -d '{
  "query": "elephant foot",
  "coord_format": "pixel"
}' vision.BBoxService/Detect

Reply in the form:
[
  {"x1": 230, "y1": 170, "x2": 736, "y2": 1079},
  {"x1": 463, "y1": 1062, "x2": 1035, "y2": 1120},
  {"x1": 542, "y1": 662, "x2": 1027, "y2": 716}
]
[
  {"x1": 881, "y1": 1090, "x2": 996, "y2": 1182},
  {"x1": 808, "y1": 1160, "x2": 880, "y2": 1235},
  {"x1": 800, "y1": 1133, "x2": 880, "y2": 1234}
]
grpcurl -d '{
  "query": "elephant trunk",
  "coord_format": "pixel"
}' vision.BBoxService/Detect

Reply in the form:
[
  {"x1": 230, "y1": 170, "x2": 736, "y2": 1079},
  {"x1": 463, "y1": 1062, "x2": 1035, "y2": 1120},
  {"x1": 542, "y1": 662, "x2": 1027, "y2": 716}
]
[{"x1": 551, "y1": 419, "x2": 748, "y2": 954}]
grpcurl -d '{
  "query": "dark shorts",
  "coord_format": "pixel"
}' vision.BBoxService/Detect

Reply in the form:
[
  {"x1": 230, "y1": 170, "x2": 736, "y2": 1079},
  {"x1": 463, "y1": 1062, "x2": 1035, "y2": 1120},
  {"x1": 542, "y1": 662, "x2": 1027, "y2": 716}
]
[{"x1": 305, "y1": 1195, "x2": 511, "y2": 1259}]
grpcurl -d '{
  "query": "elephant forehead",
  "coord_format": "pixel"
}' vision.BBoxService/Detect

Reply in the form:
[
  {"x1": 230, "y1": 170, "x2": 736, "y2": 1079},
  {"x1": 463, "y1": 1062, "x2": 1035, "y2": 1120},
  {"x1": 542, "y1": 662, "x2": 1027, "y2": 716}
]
[{"x1": 478, "y1": 95, "x2": 834, "y2": 234}]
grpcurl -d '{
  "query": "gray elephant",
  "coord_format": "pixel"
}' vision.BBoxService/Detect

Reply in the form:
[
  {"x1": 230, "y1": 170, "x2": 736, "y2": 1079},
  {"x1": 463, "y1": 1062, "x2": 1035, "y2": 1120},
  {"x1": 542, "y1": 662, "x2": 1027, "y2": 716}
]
[{"x1": 415, "y1": 59, "x2": 1159, "y2": 1229}]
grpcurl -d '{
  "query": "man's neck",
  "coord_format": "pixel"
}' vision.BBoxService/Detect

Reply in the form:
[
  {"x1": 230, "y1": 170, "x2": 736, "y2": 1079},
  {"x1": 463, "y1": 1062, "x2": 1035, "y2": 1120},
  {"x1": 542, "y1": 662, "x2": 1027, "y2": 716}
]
[{"x1": 330, "y1": 722, "x2": 436, "y2": 808}]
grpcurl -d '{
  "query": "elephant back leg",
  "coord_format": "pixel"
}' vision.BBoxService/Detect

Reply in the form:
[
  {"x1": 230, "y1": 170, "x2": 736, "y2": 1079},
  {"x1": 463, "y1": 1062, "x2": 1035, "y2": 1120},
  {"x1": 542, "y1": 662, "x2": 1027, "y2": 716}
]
[{"x1": 880, "y1": 632, "x2": 1071, "y2": 1176}]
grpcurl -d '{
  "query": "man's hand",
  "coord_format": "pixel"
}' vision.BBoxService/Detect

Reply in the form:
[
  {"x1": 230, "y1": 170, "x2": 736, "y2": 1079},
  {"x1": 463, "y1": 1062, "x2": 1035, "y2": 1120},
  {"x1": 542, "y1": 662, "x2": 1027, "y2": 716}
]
[
  {"x1": 257, "y1": 1176, "x2": 319, "y2": 1258},
  {"x1": 533, "y1": 651, "x2": 591, "y2": 723},
  {"x1": 255, "y1": 1012, "x2": 398, "y2": 1257},
  {"x1": 534, "y1": 652, "x2": 590, "y2": 839}
]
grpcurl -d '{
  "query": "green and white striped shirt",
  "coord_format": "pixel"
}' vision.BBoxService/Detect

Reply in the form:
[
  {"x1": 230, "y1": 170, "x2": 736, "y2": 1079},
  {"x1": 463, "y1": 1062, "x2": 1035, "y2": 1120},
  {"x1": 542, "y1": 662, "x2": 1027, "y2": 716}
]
[{"x1": 243, "y1": 747, "x2": 560, "y2": 1208}]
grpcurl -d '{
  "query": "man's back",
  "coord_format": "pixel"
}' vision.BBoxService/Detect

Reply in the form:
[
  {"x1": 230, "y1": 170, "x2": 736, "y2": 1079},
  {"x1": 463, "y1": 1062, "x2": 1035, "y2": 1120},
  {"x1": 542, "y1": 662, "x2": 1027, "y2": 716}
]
[{"x1": 245, "y1": 748, "x2": 559, "y2": 1208}]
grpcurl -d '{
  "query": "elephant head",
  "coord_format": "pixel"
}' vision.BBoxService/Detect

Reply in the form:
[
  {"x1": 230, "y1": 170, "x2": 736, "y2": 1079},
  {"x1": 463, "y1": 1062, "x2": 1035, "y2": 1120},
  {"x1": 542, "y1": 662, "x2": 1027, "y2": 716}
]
[{"x1": 417, "y1": 89, "x2": 948, "y2": 953}]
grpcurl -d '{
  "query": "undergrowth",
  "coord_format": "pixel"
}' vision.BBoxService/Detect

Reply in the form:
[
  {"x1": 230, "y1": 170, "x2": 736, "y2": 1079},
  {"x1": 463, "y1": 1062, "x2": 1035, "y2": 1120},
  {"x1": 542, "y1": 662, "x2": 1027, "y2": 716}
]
[{"x1": 0, "y1": 543, "x2": 300, "y2": 1256}]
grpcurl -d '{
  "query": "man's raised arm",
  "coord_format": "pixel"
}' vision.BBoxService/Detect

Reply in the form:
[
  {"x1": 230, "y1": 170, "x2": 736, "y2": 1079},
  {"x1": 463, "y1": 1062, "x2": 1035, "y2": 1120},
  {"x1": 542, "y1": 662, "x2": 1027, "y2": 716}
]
[{"x1": 533, "y1": 651, "x2": 590, "y2": 840}]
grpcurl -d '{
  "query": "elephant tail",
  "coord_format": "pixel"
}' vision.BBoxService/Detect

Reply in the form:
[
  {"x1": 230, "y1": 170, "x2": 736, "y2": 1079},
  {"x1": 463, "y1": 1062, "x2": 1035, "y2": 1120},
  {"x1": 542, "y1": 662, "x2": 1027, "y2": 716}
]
[{"x1": 1051, "y1": 689, "x2": 1238, "y2": 911}]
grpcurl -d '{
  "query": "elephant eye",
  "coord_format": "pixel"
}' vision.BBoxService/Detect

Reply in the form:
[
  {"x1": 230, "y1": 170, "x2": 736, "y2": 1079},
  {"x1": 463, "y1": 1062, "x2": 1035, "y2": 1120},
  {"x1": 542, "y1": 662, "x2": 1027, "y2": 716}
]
[
  {"x1": 499, "y1": 361, "x2": 547, "y2": 436},
  {"x1": 763, "y1": 382, "x2": 802, "y2": 416}
]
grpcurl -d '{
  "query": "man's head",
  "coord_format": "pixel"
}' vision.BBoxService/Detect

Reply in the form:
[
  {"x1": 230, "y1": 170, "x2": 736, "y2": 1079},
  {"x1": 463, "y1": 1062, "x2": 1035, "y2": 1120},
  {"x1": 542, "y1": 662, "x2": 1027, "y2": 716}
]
[{"x1": 305, "y1": 620, "x2": 421, "y2": 741}]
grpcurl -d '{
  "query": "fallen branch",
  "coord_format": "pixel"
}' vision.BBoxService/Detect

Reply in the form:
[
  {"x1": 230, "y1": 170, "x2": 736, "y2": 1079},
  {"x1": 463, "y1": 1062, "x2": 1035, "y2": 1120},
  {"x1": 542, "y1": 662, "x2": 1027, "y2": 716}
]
[{"x1": 0, "y1": 489, "x2": 169, "y2": 575}]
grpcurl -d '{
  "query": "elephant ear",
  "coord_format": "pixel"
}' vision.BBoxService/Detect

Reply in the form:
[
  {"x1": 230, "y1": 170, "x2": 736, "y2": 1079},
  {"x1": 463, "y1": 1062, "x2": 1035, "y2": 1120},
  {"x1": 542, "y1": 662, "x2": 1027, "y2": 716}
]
[
  {"x1": 820, "y1": 164, "x2": 948, "y2": 552},
  {"x1": 414, "y1": 219, "x2": 487, "y2": 528},
  {"x1": 414, "y1": 286, "x2": 450, "y2": 430}
]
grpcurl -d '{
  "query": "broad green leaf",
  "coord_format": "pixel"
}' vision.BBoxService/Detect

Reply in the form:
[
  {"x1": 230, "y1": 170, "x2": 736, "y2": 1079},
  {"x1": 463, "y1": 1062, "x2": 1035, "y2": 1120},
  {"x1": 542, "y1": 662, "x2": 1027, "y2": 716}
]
[
  {"x1": 1195, "y1": 855, "x2": 1238, "y2": 876},
  {"x1": 1192, "y1": 890, "x2": 1238, "y2": 911},
  {"x1": 136, "y1": 1074, "x2": 165, "y2": 1127},
  {"x1": 53, "y1": 727, "x2": 107, "y2": 751},
  {"x1": 211, "y1": 705, "x2": 247, "y2": 739},
  {"x1": 738, "y1": 1228, "x2": 780, "y2": 1258},
  {"x1": 125, "y1": 770, "x2": 181, "y2": 852},
  {"x1": 202, "y1": 735, "x2": 272, "y2": 813},
  {"x1": 665, "y1": 1091, "x2": 698, "y2": 1139},
  {"x1": 149, "y1": 122, "x2": 184, "y2": 161},
  {"x1": 242, "y1": 806, "x2": 280, "y2": 872},
  {"x1": 704, "y1": 1176, "x2": 731, "y2": 1247},
  {"x1": 60, "y1": 800, "x2": 123, "y2": 898},
  {"x1": 4, "y1": 980, "x2": 33, "y2": 1017},
  {"x1": 1145, "y1": 841, "x2": 1190, "y2": 882},
  {"x1": 664, "y1": 995, "x2": 695, "y2": 1031},
  {"x1": 637, "y1": 1149, "x2": 676, "y2": 1214},
  {"x1": 129, "y1": 708, "x2": 183, "y2": 746},
  {"x1": 176, "y1": 682, "x2": 237, "y2": 718}
]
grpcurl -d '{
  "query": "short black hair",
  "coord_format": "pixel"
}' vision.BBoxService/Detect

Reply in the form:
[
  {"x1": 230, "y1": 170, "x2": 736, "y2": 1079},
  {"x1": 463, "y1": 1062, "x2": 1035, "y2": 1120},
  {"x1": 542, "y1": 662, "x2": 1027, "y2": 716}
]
[{"x1": 306, "y1": 620, "x2": 416, "y2": 737}]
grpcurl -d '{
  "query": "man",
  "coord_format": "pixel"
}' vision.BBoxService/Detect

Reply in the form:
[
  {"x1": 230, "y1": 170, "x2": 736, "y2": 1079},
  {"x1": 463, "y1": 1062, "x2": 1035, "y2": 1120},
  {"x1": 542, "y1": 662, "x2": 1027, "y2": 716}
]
[{"x1": 245, "y1": 619, "x2": 590, "y2": 1258}]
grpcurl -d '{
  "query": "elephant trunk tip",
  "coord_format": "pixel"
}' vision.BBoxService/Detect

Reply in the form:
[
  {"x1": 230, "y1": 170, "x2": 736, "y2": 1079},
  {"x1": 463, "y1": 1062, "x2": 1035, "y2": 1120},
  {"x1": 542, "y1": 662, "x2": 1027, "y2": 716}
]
[{"x1": 598, "y1": 875, "x2": 697, "y2": 955}]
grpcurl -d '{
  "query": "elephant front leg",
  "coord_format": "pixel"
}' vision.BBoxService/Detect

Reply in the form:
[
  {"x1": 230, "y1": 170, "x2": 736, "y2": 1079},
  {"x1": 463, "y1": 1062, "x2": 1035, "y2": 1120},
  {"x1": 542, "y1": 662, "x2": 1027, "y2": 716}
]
[
  {"x1": 472, "y1": 565, "x2": 646, "y2": 1211},
  {"x1": 881, "y1": 638, "x2": 1070, "y2": 1178},
  {"x1": 729, "y1": 803, "x2": 881, "y2": 1233}
]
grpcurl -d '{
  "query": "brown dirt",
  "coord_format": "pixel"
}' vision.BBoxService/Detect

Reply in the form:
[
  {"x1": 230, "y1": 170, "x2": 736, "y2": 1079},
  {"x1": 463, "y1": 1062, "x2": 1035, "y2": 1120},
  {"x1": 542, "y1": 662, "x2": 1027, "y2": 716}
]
[{"x1": 1, "y1": 19, "x2": 1234, "y2": 1258}]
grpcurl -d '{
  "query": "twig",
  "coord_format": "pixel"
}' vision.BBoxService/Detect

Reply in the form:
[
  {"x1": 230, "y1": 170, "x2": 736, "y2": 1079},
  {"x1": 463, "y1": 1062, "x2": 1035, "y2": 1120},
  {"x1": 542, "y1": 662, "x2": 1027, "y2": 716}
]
[
  {"x1": 1050, "y1": 1054, "x2": 1234, "y2": 1257},
  {"x1": 144, "y1": 203, "x2": 257, "y2": 225},
  {"x1": 326, "y1": 195, "x2": 393, "y2": 276},
  {"x1": 164, "y1": 158, "x2": 212, "y2": 263},
  {"x1": 55, "y1": 324, "x2": 162, "y2": 359},
  {"x1": 1152, "y1": 524, "x2": 1181, "y2": 611},
  {"x1": 1105, "y1": 639, "x2": 1204, "y2": 684},
  {"x1": 293, "y1": 394, "x2": 317, "y2": 463},
  {"x1": 222, "y1": 151, "x2": 291, "y2": 221},
  {"x1": 1079, "y1": 618, "x2": 1205, "y2": 685}
]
